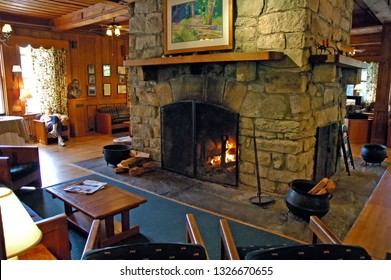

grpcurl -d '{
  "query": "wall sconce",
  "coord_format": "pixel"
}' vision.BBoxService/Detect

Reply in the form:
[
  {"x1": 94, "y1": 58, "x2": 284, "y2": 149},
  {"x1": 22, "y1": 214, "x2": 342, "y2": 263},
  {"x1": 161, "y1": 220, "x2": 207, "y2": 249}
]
[
  {"x1": 12, "y1": 65, "x2": 22, "y2": 81},
  {"x1": 0, "y1": 23, "x2": 12, "y2": 44},
  {"x1": 0, "y1": 187, "x2": 43, "y2": 259}
]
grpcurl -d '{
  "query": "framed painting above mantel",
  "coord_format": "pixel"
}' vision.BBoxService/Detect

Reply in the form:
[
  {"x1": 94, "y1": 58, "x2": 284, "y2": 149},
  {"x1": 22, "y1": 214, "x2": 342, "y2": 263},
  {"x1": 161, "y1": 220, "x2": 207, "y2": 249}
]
[{"x1": 164, "y1": 0, "x2": 233, "y2": 55}]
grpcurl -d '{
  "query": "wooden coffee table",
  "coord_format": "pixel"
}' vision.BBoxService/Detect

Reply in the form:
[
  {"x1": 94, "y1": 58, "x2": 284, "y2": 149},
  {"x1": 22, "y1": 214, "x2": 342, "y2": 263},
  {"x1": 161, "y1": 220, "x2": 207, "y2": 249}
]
[{"x1": 46, "y1": 180, "x2": 147, "y2": 247}]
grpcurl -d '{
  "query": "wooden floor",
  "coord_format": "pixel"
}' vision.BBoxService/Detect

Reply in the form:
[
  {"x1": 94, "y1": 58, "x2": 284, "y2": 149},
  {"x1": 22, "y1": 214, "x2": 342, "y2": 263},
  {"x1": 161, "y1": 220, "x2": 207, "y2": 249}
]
[{"x1": 35, "y1": 134, "x2": 391, "y2": 259}]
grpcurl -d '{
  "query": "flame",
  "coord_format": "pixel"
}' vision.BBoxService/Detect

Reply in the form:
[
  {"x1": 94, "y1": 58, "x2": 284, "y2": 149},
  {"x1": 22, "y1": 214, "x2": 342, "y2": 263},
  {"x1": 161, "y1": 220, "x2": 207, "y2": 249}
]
[{"x1": 209, "y1": 139, "x2": 236, "y2": 167}]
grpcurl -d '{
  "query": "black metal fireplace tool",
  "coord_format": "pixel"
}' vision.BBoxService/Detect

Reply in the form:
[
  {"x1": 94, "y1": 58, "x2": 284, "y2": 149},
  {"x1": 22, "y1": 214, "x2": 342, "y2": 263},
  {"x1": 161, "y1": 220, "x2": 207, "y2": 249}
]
[{"x1": 249, "y1": 126, "x2": 275, "y2": 206}]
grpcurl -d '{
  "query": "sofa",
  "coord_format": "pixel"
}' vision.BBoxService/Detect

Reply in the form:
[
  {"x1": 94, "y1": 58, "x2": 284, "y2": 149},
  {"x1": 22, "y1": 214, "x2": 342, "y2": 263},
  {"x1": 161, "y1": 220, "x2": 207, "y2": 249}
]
[{"x1": 96, "y1": 105, "x2": 130, "y2": 135}]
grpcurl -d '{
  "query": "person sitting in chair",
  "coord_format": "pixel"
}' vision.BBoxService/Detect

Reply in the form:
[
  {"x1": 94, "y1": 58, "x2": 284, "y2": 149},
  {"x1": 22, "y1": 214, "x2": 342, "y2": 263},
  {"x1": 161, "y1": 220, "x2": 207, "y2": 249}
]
[{"x1": 39, "y1": 108, "x2": 67, "y2": 147}]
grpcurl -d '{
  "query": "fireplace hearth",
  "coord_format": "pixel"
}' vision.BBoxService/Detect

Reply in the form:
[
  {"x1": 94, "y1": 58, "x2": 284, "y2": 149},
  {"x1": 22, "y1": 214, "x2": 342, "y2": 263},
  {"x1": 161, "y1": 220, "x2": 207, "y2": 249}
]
[{"x1": 161, "y1": 101, "x2": 239, "y2": 186}]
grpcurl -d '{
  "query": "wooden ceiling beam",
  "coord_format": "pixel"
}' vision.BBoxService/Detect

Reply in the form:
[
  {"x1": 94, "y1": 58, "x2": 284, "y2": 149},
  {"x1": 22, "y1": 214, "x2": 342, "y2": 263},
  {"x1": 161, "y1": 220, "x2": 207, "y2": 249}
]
[
  {"x1": 53, "y1": 3, "x2": 129, "y2": 31},
  {"x1": 350, "y1": 33, "x2": 382, "y2": 45},
  {"x1": 362, "y1": 0, "x2": 391, "y2": 23}
]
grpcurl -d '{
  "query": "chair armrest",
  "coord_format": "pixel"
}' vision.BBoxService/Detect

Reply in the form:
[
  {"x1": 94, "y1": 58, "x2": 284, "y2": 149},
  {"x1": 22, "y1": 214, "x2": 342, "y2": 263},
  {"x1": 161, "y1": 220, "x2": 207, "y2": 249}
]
[
  {"x1": 186, "y1": 214, "x2": 209, "y2": 259},
  {"x1": 309, "y1": 216, "x2": 342, "y2": 244},
  {"x1": 0, "y1": 146, "x2": 40, "y2": 165},
  {"x1": 0, "y1": 156, "x2": 9, "y2": 166},
  {"x1": 82, "y1": 219, "x2": 101, "y2": 257},
  {"x1": 96, "y1": 113, "x2": 112, "y2": 134},
  {"x1": 33, "y1": 120, "x2": 49, "y2": 145},
  {"x1": 36, "y1": 213, "x2": 71, "y2": 260},
  {"x1": 0, "y1": 158, "x2": 12, "y2": 186},
  {"x1": 219, "y1": 219, "x2": 240, "y2": 260}
]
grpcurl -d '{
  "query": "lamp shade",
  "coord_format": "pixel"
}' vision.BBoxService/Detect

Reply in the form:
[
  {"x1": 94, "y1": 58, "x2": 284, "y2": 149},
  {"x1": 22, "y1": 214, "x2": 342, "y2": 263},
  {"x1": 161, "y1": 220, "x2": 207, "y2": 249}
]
[
  {"x1": 354, "y1": 84, "x2": 363, "y2": 91},
  {"x1": 19, "y1": 89, "x2": 32, "y2": 100},
  {"x1": 0, "y1": 187, "x2": 42, "y2": 259},
  {"x1": 1, "y1": 24, "x2": 12, "y2": 33},
  {"x1": 12, "y1": 65, "x2": 22, "y2": 73}
]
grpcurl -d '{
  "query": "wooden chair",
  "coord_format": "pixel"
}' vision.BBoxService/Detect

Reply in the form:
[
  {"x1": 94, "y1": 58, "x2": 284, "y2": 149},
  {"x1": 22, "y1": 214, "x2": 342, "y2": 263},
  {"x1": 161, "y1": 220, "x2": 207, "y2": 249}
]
[
  {"x1": 0, "y1": 209, "x2": 71, "y2": 260},
  {"x1": 33, "y1": 116, "x2": 70, "y2": 145},
  {"x1": 220, "y1": 216, "x2": 371, "y2": 260},
  {"x1": 0, "y1": 145, "x2": 41, "y2": 191},
  {"x1": 81, "y1": 214, "x2": 209, "y2": 260}
]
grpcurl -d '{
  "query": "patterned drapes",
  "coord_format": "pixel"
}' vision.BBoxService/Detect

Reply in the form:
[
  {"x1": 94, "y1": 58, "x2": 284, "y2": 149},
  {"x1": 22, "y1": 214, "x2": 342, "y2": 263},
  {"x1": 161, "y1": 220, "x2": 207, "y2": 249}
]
[
  {"x1": 366, "y1": 62, "x2": 378, "y2": 105},
  {"x1": 31, "y1": 47, "x2": 68, "y2": 114}
]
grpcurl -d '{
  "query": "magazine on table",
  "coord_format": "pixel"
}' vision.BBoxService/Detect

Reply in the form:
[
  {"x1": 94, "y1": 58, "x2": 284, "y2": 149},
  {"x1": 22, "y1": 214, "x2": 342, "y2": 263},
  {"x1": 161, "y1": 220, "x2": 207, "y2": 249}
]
[{"x1": 64, "y1": 179, "x2": 107, "y2": 195}]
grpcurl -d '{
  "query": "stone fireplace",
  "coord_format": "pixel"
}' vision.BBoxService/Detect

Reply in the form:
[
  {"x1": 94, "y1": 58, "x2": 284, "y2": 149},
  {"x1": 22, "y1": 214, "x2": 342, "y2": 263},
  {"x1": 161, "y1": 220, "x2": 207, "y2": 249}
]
[
  {"x1": 126, "y1": 0, "x2": 361, "y2": 196},
  {"x1": 161, "y1": 100, "x2": 239, "y2": 186}
]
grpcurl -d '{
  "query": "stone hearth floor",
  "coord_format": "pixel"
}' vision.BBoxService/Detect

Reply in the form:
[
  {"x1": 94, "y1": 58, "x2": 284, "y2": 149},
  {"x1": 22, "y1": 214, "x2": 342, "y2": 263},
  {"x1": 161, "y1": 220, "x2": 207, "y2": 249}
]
[{"x1": 74, "y1": 156, "x2": 389, "y2": 243}]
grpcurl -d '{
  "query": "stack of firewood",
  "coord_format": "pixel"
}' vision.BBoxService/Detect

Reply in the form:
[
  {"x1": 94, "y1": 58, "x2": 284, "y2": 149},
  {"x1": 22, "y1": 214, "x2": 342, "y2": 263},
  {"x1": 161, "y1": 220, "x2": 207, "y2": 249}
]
[
  {"x1": 307, "y1": 178, "x2": 336, "y2": 195},
  {"x1": 114, "y1": 150, "x2": 157, "y2": 176}
]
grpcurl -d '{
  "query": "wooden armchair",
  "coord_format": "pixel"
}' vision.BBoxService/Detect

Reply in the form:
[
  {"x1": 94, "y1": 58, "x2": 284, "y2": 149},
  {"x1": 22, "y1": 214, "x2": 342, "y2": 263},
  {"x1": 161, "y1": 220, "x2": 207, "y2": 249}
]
[
  {"x1": 0, "y1": 211, "x2": 71, "y2": 260},
  {"x1": 220, "y1": 216, "x2": 371, "y2": 260},
  {"x1": 82, "y1": 214, "x2": 209, "y2": 260},
  {"x1": 33, "y1": 116, "x2": 70, "y2": 145},
  {"x1": 0, "y1": 145, "x2": 41, "y2": 191}
]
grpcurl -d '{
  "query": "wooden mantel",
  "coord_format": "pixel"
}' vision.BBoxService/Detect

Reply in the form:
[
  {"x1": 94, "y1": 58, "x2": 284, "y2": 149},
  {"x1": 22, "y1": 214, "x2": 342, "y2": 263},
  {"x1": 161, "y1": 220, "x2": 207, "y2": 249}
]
[
  {"x1": 123, "y1": 51, "x2": 285, "y2": 67},
  {"x1": 309, "y1": 54, "x2": 368, "y2": 69}
]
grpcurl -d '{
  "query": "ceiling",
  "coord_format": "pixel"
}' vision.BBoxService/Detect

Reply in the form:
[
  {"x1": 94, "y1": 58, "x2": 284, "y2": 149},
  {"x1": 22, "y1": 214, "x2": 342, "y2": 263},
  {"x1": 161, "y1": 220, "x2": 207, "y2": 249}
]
[
  {"x1": 0, "y1": 0, "x2": 133, "y2": 35},
  {"x1": 0, "y1": 0, "x2": 390, "y2": 58}
]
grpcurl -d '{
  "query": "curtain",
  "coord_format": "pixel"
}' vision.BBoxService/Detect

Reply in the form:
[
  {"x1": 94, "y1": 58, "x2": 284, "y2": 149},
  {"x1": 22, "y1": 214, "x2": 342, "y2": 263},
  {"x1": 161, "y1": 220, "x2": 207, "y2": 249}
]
[
  {"x1": 31, "y1": 47, "x2": 68, "y2": 114},
  {"x1": 366, "y1": 62, "x2": 378, "y2": 105}
]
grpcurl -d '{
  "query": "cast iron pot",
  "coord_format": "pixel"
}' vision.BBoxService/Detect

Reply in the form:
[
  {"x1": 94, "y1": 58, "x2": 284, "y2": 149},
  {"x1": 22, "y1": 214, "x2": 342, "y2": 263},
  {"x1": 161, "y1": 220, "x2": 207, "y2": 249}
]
[
  {"x1": 102, "y1": 144, "x2": 132, "y2": 166},
  {"x1": 285, "y1": 179, "x2": 332, "y2": 221},
  {"x1": 361, "y1": 143, "x2": 388, "y2": 164}
]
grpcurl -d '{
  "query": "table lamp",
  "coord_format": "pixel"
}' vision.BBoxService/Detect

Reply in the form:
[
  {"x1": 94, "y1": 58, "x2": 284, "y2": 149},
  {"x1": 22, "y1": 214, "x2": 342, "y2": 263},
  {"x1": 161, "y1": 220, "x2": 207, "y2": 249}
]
[
  {"x1": 12, "y1": 65, "x2": 22, "y2": 81},
  {"x1": 0, "y1": 187, "x2": 42, "y2": 260},
  {"x1": 19, "y1": 89, "x2": 32, "y2": 114},
  {"x1": 353, "y1": 83, "x2": 363, "y2": 96}
]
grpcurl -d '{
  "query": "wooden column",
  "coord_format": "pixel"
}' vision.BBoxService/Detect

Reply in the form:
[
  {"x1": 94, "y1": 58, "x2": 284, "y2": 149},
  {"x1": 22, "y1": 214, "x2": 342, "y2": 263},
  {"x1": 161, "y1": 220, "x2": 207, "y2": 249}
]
[{"x1": 371, "y1": 22, "x2": 391, "y2": 145}]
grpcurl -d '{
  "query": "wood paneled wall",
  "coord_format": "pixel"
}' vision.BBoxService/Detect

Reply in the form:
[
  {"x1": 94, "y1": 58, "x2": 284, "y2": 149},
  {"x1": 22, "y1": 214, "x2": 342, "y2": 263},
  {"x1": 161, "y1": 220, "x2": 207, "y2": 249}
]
[{"x1": 1, "y1": 26, "x2": 128, "y2": 135}]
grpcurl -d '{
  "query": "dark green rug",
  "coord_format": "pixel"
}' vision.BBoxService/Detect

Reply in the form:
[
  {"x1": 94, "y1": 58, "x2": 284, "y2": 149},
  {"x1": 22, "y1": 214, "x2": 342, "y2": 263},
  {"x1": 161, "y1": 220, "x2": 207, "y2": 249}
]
[{"x1": 17, "y1": 174, "x2": 299, "y2": 260}]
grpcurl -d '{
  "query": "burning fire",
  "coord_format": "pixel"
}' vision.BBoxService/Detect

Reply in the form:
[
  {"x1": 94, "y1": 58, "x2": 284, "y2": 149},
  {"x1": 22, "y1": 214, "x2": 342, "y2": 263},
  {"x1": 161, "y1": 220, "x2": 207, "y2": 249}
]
[{"x1": 209, "y1": 139, "x2": 236, "y2": 167}]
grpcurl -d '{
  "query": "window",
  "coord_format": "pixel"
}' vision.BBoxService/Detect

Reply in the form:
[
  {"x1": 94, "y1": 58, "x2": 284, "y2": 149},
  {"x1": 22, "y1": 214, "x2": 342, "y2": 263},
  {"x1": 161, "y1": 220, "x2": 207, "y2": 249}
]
[
  {"x1": 20, "y1": 46, "x2": 39, "y2": 113},
  {"x1": 0, "y1": 47, "x2": 6, "y2": 115}
]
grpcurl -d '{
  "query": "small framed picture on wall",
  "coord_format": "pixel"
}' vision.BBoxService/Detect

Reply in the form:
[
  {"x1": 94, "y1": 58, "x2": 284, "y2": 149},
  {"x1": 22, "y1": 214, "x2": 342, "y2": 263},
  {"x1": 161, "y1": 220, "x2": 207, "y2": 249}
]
[
  {"x1": 103, "y1": 83, "x2": 111, "y2": 96},
  {"x1": 88, "y1": 75, "x2": 96, "y2": 84},
  {"x1": 88, "y1": 64, "x2": 95, "y2": 74},
  {"x1": 118, "y1": 85, "x2": 127, "y2": 94},
  {"x1": 118, "y1": 74, "x2": 126, "y2": 84},
  {"x1": 87, "y1": 85, "x2": 96, "y2": 96},
  {"x1": 103, "y1": 64, "x2": 111, "y2": 77},
  {"x1": 117, "y1": 66, "x2": 126, "y2": 75}
]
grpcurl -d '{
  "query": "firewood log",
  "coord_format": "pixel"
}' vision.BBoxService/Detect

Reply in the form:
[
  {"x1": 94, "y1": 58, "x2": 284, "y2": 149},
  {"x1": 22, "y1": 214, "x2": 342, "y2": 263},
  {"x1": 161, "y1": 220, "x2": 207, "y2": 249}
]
[
  {"x1": 130, "y1": 150, "x2": 150, "y2": 158},
  {"x1": 325, "y1": 180, "x2": 336, "y2": 193},
  {"x1": 308, "y1": 178, "x2": 329, "y2": 194}
]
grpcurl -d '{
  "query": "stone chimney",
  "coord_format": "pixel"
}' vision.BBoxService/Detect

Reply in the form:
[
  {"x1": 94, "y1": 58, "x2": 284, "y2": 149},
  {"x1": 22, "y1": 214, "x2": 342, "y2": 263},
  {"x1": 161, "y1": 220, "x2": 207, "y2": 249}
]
[{"x1": 126, "y1": 0, "x2": 359, "y2": 196}]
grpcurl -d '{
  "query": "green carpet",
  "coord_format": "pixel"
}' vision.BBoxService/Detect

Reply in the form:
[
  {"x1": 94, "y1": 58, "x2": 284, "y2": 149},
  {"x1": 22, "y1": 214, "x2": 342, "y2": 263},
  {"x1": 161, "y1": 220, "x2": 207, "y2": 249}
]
[{"x1": 17, "y1": 174, "x2": 299, "y2": 260}]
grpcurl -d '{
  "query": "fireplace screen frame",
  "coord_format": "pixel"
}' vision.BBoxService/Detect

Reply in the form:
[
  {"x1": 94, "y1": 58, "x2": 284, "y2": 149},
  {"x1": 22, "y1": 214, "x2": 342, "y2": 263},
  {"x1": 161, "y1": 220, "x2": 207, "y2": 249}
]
[{"x1": 161, "y1": 101, "x2": 239, "y2": 186}]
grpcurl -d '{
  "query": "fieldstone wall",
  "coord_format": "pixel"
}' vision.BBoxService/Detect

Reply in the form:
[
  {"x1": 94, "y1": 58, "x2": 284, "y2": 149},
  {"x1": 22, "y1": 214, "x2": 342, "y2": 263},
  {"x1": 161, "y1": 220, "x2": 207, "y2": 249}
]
[{"x1": 127, "y1": 0, "x2": 355, "y2": 196}]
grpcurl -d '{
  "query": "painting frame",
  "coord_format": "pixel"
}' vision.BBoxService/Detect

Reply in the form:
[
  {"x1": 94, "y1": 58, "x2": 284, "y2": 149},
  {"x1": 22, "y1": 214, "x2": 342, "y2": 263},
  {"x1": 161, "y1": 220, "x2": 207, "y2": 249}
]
[
  {"x1": 88, "y1": 75, "x2": 96, "y2": 84},
  {"x1": 103, "y1": 83, "x2": 111, "y2": 96},
  {"x1": 118, "y1": 85, "x2": 127, "y2": 94},
  {"x1": 87, "y1": 85, "x2": 96, "y2": 96},
  {"x1": 164, "y1": 0, "x2": 233, "y2": 55},
  {"x1": 103, "y1": 64, "x2": 111, "y2": 77},
  {"x1": 88, "y1": 64, "x2": 95, "y2": 74},
  {"x1": 118, "y1": 74, "x2": 126, "y2": 85}
]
